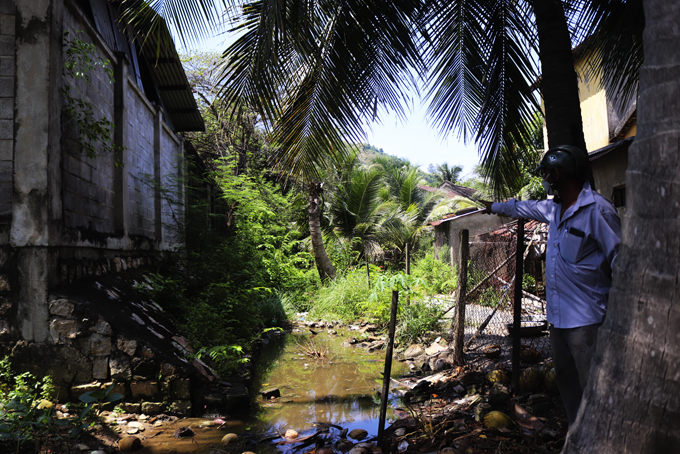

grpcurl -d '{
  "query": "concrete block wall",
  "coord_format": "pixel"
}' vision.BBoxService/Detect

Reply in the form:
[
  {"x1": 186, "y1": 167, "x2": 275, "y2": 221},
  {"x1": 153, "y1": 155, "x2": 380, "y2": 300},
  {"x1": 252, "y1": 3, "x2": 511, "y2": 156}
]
[
  {"x1": 160, "y1": 123, "x2": 183, "y2": 246},
  {"x1": 62, "y1": 11, "x2": 116, "y2": 236},
  {"x1": 126, "y1": 81, "x2": 156, "y2": 240},
  {"x1": 0, "y1": 1, "x2": 14, "y2": 244}
]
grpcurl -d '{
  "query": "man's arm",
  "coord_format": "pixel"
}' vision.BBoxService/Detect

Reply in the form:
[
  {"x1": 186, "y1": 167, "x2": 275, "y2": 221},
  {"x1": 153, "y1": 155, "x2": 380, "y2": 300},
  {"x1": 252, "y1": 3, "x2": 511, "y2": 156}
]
[
  {"x1": 595, "y1": 210, "x2": 621, "y2": 273},
  {"x1": 481, "y1": 199, "x2": 553, "y2": 224}
]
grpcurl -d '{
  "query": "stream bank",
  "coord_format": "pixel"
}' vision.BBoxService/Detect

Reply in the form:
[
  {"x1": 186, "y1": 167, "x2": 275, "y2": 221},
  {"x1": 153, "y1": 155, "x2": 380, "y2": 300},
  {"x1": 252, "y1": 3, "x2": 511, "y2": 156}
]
[{"x1": 63, "y1": 319, "x2": 568, "y2": 454}]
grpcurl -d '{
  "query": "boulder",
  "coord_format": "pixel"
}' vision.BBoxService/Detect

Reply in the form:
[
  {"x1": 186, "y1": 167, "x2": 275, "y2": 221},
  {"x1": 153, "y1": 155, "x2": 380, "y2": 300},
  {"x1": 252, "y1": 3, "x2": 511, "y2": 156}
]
[
  {"x1": 402, "y1": 344, "x2": 424, "y2": 358},
  {"x1": 348, "y1": 428, "x2": 368, "y2": 440},
  {"x1": 49, "y1": 299, "x2": 74, "y2": 317},
  {"x1": 10, "y1": 342, "x2": 92, "y2": 386},
  {"x1": 110, "y1": 351, "x2": 132, "y2": 381}
]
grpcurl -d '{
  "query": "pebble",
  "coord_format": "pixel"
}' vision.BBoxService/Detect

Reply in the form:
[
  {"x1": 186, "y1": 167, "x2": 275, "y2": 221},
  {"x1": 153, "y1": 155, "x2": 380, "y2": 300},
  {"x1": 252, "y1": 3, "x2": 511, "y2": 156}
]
[
  {"x1": 128, "y1": 422, "x2": 145, "y2": 431},
  {"x1": 284, "y1": 429, "x2": 299, "y2": 439}
]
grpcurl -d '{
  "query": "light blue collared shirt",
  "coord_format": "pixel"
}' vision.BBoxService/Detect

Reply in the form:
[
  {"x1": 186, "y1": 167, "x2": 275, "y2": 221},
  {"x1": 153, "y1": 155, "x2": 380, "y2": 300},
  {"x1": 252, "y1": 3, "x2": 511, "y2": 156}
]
[{"x1": 492, "y1": 182, "x2": 621, "y2": 328}]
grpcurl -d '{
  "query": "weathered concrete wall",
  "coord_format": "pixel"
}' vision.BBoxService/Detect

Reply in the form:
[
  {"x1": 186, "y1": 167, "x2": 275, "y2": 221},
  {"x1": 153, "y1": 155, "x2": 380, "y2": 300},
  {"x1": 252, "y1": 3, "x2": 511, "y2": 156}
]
[
  {"x1": 126, "y1": 80, "x2": 156, "y2": 242},
  {"x1": 0, "y1": 2, "x2": 14, "y2": 245},
  {"x1": 61, "y1": 8, "x2": 117, "y2": 241},
  {"x1": 160, "y1": 123, "x2": 183, "y2": 247},
  {"x1": 6, "y1": 0, "x2": 188, "y2": 343},
  {"x1": 57, "y1": 0, "x2": 185, "y2": 253}
]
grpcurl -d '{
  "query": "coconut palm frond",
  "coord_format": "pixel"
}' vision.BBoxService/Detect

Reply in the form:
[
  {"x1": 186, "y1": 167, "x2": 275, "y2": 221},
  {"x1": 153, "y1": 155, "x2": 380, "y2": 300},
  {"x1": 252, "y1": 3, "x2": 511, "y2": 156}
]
[
  {"x1": 119, "y1": 0, "x2": 231, "y2": 48},
  {"x1": 426, "y1": 196, "x2": 479, "y2": 223},
  {"x1": 577, "y1": 0, "x2": 644, "y2": 113}
]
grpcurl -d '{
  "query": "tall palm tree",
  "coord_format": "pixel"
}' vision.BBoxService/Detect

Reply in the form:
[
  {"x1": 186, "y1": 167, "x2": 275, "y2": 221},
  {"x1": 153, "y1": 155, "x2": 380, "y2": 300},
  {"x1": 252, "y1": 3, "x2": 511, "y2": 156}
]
[
  {"x1": 433, "y1": 163, "x2": 463, "y2": 186},
  {"x1": 326, "y1": 159, "x2": 385, "y2": 256},
  {"x1": 562, "y1": 0, "x2": 680, "y2": 450}
]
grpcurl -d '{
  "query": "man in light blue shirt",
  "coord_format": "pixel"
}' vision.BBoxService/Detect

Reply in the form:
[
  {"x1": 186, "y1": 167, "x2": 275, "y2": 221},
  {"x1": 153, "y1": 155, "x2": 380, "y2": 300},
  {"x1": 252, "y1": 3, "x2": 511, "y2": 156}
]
[{"x1": 482, "y1": 145, "x2": 621, "y2": 425}]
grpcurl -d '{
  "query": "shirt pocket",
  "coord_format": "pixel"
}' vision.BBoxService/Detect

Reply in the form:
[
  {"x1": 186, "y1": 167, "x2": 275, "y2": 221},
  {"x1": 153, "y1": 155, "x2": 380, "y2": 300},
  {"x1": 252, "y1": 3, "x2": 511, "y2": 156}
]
[{"x1": 560, "y1": 231, "x2": 584, "y2": 263}]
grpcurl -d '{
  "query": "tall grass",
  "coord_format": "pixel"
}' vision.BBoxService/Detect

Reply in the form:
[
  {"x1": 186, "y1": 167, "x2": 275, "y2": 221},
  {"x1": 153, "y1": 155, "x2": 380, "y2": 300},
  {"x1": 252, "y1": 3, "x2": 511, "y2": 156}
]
[{"x1": 309, "y1": 266, "x2": 392, "y2": 323}]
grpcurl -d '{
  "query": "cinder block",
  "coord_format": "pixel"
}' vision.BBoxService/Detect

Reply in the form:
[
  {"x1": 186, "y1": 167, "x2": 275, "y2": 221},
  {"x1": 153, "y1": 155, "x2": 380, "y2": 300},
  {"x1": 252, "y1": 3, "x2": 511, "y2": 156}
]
[
  {"x1": 0, "y1": 2, "x2": 15, "y2": 15},
  {"x1": 0, "y1": 33, "x2": 10, "y2": 54},
  {"x1": 0, "y1": 119, "x2": 10, "y2": 140},
  {"x1": 0, "y1": 97, "x2": 12, "y2": 119},
  {"x1": 0, "y1": 160, "x2": 9, "y2": 182},
  {"x1": 0, "y1": 15, "x2": 14, "y2": 36},
  {"x1": 0, "y1": 56, "x2": 10, "y2": 77},
  {"x1": 0, "y1": 77, "x2": 11, "y2": 98},
  {"x1": 0, "y1": 139, "x2": 10, "y2": 160}
]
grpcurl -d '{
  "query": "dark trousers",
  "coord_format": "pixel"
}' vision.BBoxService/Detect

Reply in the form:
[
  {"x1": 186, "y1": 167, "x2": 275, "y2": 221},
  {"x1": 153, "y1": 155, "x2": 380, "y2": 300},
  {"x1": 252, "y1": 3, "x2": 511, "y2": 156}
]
[{"x1": 549, "y1": 323, "x2": 601, "y2": 426}]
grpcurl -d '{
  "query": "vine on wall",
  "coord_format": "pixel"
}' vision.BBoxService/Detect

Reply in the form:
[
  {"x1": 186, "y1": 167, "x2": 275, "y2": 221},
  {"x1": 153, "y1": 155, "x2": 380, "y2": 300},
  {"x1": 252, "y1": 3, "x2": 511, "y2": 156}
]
[{"x1": 61, "y1": 31, "x2": 122, "y2": 160}]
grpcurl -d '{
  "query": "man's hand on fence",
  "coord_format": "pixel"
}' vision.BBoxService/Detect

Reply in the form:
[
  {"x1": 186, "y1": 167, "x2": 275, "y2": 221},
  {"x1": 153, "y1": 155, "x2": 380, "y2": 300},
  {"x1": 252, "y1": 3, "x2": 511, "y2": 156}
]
[{"x1": 481, "y1": 200, "x2": 494, "y2": 214}]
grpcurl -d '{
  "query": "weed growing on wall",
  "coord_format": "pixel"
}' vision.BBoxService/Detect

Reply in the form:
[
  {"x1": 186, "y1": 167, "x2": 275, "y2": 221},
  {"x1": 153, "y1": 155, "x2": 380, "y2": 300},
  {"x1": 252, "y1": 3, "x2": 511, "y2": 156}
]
[{"x1": 61, "y1": 31, "x2": 121, "y2": 160}]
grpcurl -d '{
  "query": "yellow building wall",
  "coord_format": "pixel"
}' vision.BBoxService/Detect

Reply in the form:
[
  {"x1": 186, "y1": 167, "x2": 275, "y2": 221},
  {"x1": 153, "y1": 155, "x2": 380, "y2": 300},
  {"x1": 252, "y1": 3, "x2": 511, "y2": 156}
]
[{"x1": 575, "y1": 58, "x2": 609, "y2": 152}]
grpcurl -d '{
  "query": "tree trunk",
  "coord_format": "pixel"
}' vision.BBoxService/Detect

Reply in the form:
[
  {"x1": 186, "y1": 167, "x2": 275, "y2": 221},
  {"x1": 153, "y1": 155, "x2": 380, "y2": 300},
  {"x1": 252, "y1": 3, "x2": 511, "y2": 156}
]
[
  {"x1": 308, "y1": 182, "x2": 336, "y2": 281},
  {"x1": 531, "y1": 0, "x2": 587, "y2": 152},
  {"x1": 451, "y1": 229, "x2": 469, "y2": 365},
  {"x1": 562, "y1": 1, "x2": 680, "y2": 452}
]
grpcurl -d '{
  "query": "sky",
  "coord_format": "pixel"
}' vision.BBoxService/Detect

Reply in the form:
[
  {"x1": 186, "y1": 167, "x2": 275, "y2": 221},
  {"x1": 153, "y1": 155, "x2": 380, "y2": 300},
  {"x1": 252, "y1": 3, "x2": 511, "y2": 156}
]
[
  {"x1": 184, "y1": 28, "x2": 484, "y2": 179},
  {"x1": 364, "y1": 102, "x2": 482, "y2": 179}
]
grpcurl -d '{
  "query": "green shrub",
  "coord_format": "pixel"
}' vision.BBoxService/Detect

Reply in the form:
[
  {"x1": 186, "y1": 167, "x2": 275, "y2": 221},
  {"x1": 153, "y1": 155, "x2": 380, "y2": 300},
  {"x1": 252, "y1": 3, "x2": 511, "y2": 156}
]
[
  {"x1": 411, "y1": 253, "x2": 458, "y2": 294},
  {"x1": 309, "y1": 266, "x2": 391, "y2": 322},
  {"x1": 0, "y1": 356, "x2": 112, "y2": 453},
  {"x1": 396, "y1": 301, "x2": 442, "y2": 345}
]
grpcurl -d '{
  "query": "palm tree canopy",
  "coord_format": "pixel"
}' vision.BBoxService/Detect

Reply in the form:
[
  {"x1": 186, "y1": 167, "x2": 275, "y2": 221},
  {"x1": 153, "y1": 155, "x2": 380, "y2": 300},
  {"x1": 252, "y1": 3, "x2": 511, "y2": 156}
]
[{"x1": 119, "y1": 0, "x2": 643, "y2": 196}]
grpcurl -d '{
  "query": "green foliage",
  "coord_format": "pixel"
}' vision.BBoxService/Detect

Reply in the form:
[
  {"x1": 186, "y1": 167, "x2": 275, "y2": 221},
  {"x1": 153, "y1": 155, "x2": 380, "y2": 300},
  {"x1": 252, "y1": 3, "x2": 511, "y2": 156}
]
[
  {"x1": 310, "y1": 266, "x2": 391, "y2": 322},
  {"x1": 411, "y1": 253, "x2": 458, "y2": 294},
  {"x1": 396, "y1": 302, "x2": 442, "y2": 345},
  {"x1": 61, "y1": 31, "x2": 120, "y2": 159},
  {"x1": 478, "y1": 287, "x2": 502, "y2": 308},
  {"x1": 0, "y1": 357, "x2": 113, "y2": 453},
  {"x1": 140, "y1": 153, "x2": 320, "y2": 375}
]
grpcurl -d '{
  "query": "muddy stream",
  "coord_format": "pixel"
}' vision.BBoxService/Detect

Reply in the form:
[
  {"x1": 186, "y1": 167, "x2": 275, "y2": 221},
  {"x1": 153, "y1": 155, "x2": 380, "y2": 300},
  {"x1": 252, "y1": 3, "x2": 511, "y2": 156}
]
[{"x1": 132, "y1": 330, "x2": 408, "y2": 454}]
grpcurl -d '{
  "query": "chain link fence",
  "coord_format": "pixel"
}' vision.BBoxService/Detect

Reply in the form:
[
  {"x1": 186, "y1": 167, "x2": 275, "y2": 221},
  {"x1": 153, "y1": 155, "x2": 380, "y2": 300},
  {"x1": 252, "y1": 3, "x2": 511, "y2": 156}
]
[{"x1": 438, "y1": 220, "x2": 551, "y2": 369}]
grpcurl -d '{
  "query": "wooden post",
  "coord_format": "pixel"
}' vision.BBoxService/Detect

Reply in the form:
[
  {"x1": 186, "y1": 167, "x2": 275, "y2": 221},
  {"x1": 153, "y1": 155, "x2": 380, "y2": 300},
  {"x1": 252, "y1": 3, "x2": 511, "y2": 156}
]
[
  {"x1": 451, "y1": 229, "x2": 469, "y2": 365},
  {"x1": 366, "y1": 260, "x2": 371, "y2": 289},
  {"x1": 405, "y1": 243, "x2": 410, "y2": 275},
  {"x1": 512, "y1": 220, "x2": 525, "y2": 393},
  {"x1": 405, "y1": 243, "x2": 410, "y2": 305},
  {"x1": 378, "y1": 290, "x2": 399, "y2": 446}
]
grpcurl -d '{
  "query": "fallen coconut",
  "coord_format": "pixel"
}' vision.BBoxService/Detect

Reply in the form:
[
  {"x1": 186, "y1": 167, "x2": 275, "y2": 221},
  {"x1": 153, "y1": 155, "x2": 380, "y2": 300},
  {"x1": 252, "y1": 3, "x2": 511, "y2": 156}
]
[
  {"x1": 222, "y1": 433, "x2": 238, "y2": 444},
  {"x1": 486, "y1": 369, "x2": 508, "y2": 385},
  {"x1": 483, "y1": 411, "x2": 514, "y2": 429},
  {"x1": 119, "y1": 436, "x2": 141, "y2": 452}
]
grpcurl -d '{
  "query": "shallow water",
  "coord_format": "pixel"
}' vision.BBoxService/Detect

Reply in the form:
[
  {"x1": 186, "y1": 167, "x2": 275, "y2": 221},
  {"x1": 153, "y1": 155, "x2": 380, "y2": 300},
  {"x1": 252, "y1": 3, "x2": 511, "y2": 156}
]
[{"x1": 134, "y1": 330, "x2": 408, "y2": 454}]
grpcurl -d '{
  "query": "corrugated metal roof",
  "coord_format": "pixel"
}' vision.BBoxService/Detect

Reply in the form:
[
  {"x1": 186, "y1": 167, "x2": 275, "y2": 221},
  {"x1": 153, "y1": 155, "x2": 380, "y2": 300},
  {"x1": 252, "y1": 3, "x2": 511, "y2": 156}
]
[
  {"x1": 136, "y1": 21, "x2": 204, "y2": 132},
  {"x1": 588, "y1": 137, "x2": 634, "y2": 161},
  {"x1": 87, "y1": 0, "x2": 204, "y2": 132}
]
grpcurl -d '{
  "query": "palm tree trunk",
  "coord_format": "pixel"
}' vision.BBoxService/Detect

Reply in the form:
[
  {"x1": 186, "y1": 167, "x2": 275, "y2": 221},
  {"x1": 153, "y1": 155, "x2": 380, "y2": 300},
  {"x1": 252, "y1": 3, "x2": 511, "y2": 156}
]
[
  {"x1": 531, "y1": 0, "x2": 587, "y2": 152},
  {"x1": 562, "y1": 1, "x2": 680, "y2": 451},
  {"x1": 308, "y1": 182, "x2": 336, "y2": 281}
]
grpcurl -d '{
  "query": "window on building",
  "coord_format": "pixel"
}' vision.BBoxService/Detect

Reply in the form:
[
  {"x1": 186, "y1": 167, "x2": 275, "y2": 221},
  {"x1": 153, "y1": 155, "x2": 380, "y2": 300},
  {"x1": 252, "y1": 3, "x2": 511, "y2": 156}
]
[{"x1": 612, "y1": 185, "x2": 626, "y2": 208}]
